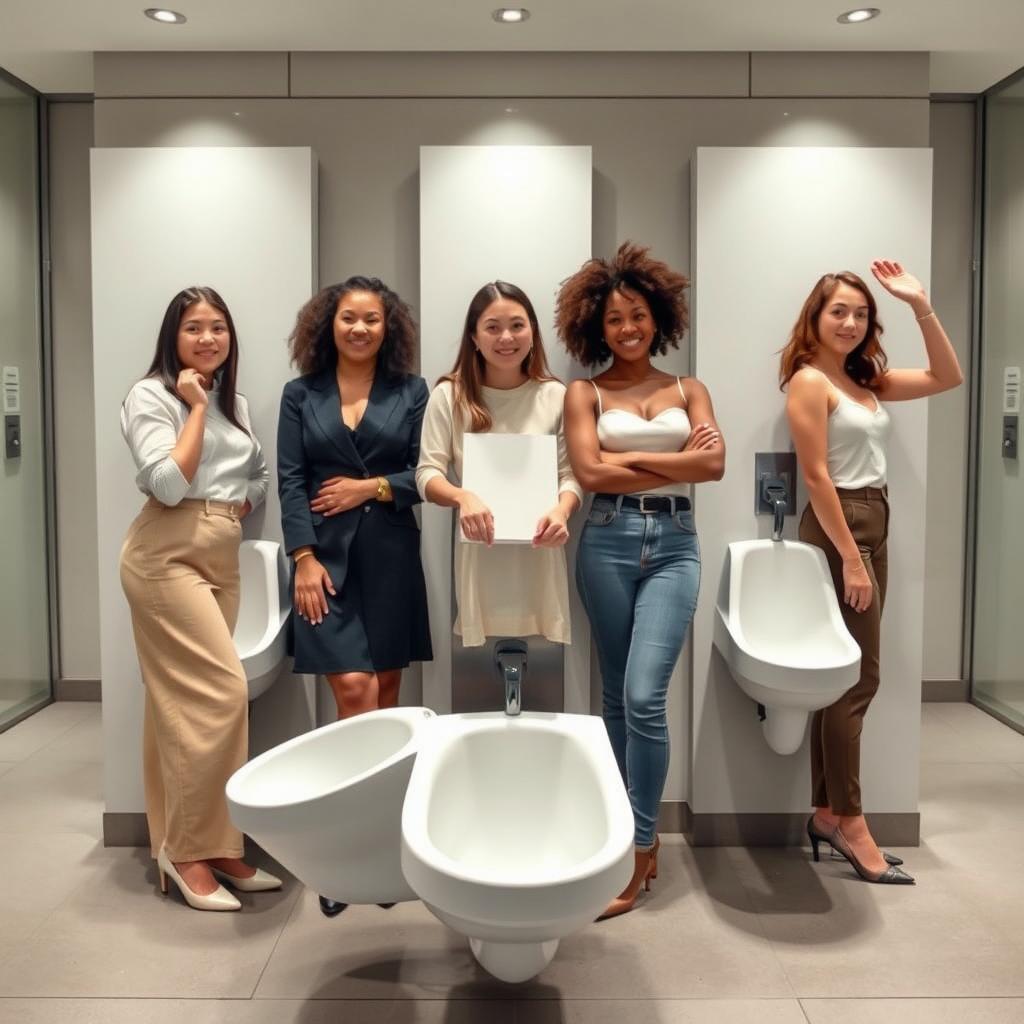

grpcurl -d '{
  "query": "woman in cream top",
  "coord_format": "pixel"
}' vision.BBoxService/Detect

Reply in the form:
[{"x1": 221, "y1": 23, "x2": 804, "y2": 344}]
[{"x1": 416, "y1": 281, "x2": 582, "y2": 647}]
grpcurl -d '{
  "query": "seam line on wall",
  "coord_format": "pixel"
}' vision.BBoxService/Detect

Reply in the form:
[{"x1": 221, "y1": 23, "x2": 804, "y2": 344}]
[{"x1": 92, "y1": 93, "x2": 932, "y2": 102}]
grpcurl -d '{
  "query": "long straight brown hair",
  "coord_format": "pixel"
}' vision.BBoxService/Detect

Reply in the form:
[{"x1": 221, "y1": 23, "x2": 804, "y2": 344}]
[
  {"x1": 440, "y1": 281, "x2": 555, "y2": 433},
  {"x1": 145, "y1": 286, "x2": 248, "y2": 433},
  {"x1": 778, "y1": 271, "x2": 888, "y2": 390}
]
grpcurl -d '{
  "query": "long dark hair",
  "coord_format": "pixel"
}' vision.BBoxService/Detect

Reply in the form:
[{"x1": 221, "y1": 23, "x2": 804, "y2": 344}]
[
  {"x1": 440, "y1": 281, "x2": 555, "y2": 433},
  {"x1": 288, "y1": 276, "x2": 417, "y2": 378},
  {"x1": 778, "y1": 271, "x2": 887, "y2": 390},
  {"x1": 146, "y1": 286, "x2": 247, "y2": 432}
]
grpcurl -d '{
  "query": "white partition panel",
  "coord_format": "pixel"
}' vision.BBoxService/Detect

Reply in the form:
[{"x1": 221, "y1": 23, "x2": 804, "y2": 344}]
[
  {"x1": 691, "y1": 147, "x2": 932, "y2": 820},
  {"x1": 419, "y1": 146, "x2": 592, "y2": 713},
  {"x1": 92, "y1": 147, "x2": 317, "y2": 820}
]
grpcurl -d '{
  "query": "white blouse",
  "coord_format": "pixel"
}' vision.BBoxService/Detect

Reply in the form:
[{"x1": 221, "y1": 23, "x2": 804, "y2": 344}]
[{"x1": 121, "y1": 376, "x2": 269, "y2": 509}]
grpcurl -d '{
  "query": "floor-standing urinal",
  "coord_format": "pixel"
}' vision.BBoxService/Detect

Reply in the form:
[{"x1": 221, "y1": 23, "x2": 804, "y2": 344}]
[
  {"x1": 401, "y1": 711, "x2": 635, "y2": 983},
  {"x1": 227, "y1": 707, "x2": 436, "y2": 903}
]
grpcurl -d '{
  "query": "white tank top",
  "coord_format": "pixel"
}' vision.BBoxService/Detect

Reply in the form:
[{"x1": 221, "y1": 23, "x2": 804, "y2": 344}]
[
  {"x1": 591, "y1": 378, "x2": 692, "y2": 498},
  {"x1": 828, "y1": 388, "x2": 891, "y2": 488}
]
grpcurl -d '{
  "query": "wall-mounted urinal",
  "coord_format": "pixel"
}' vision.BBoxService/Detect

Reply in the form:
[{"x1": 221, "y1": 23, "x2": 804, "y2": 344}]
[
  {"x1": 401, "y1": 712, "x2": 634, "y2": 983},
  {"x1": 713, "y1": 540, "x2": 861, "y2": 755},
  {"x1": 234, "y1": 539, "x2": 290, "y2": 701},
  {"x1": 226, "y1": 707, "x2": 436, "y2": 904}
]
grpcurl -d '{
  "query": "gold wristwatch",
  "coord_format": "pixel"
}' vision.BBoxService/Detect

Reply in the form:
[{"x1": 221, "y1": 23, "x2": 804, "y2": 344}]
[{"x1": 376, "y1": 476, "x2": 393, "y2": 502}]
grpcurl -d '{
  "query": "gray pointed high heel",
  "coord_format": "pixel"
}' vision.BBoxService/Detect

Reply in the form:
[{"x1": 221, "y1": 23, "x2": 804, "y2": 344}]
[
  {"x1": 826, "y1": 825, "x2": 915, "y2": 884},
  {"x1": 806, "y1": 816, "x2": 903, "y2": 866}
]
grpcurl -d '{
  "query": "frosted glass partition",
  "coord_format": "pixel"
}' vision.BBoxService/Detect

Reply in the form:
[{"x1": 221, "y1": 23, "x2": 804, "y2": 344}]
[
  {"x1": 91, "y1": 147, "x2": 317, "y2": 822},
  {"x1": 973, "y1": 79, "x2": 1024, "y2": 731},
  {"x1": 419, "y1": 145, "x2": 591, "y2": 713},
  {"x1": 0, "y1": 79, "x2": 49, "y2": 729},
  {"x1": 690, "y1": 147, "x2": 932, "y2": 827}
]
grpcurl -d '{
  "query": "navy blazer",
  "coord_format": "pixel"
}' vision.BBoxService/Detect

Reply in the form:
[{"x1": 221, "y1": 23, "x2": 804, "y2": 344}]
[{"x1": 277, "y1": 369, "x2": 430, "y2": 564}]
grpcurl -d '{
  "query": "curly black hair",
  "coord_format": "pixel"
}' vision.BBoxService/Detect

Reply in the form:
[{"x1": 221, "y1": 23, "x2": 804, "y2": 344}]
[
  {"x1": 288, "y1": 276, "x2": 417, "y2": 377},
  {"x1": 555, "y1": 242, "x2": 689, "y2": 367}
]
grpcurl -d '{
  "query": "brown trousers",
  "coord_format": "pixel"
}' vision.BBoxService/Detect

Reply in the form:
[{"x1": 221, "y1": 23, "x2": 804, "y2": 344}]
[
  {"x1": 119, "y1": 498, "x2": 248, "y2": 861},
  {"x1": 798, "y1": 487, "x2": 889, "y2": 817}
]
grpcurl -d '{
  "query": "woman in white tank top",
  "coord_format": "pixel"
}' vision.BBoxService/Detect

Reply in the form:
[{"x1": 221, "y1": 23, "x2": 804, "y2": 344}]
[
  {"x1": 558, "y1": 242, "x2": 725, "y2": 919},
  {"x1": 781, "y1": 261, "x2": 962, "y2": 885}
]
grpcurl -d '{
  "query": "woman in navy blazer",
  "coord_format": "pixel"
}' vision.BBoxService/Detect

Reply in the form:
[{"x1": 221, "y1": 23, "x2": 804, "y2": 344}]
[{"x1": 278, "y1": 276, "x2": 432, "y2": 722}]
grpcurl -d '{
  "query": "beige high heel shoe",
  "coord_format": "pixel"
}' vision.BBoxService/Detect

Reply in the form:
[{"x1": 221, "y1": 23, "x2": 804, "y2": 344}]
[
  {"x1": 157, "y1": 846, "x2": 241, "y2": 911},
  {"x1": 210, "y1": 866, "x2": 283, "y2": 892}
]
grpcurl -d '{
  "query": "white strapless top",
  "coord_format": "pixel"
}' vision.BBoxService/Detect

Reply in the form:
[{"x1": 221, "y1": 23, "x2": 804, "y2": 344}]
[{"x1": 591, "y1": 378, "x2": 692, "y2": 497}]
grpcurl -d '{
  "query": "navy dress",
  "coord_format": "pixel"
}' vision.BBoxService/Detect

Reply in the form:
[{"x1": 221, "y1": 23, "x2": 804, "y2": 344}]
[{"x1": 277, "y1": 369, "x2": 433, "y2": 673}]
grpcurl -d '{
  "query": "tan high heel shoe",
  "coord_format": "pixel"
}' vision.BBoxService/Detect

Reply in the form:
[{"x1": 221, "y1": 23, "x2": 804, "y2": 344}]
[
  {"x1": 597, "y1": 835, "x2": 660, "y2": 921},
  {"x1": 157, "y1": 846, "x2": 241, "y2": 911}
]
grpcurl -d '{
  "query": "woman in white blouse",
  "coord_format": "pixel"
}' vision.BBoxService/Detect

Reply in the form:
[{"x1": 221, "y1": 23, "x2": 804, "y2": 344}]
[
  {"x1": 416, "y1": 281, "x2": 582, "y2": 648},
  {"x1": 120, "y1": 286, "x2": 280, "y2": 911}
]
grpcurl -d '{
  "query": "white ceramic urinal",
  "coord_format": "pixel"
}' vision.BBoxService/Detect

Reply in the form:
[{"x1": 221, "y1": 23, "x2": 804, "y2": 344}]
[
  {"x1": 226, "y1": 707, "x2": 436, "y2": 903},
  {"x1": 713, "y1": 539, "x2": 861, "y2": 755},
  {"x1": 401, "y1": 712, "x2": 634, "y2": 984},
  {"x1": 234, "y1": 540, "x2": 290, "y2": 701}
]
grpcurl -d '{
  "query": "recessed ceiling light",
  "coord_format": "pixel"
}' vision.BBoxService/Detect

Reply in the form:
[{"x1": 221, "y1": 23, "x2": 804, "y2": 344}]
[
  {"x1": 492, "y1": 8, "x2": 530, "y2": 24},
  {"x1": 144, "y1": 8, "x2": 187, "y2": 24},
  {"x1": 837, "y1": 8, "x2": 881, "y2": 23}
]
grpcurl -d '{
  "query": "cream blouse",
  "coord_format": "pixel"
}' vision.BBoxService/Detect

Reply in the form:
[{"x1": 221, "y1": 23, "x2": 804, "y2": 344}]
[{"x1": 416, "y1": 378, "x2": 582, "y2": 647}]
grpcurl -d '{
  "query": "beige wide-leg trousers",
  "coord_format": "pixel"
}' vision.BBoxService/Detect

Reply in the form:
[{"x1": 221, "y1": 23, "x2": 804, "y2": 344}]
[{"x1": 120, "y1": 497, "x2": 248, "y2": 861}]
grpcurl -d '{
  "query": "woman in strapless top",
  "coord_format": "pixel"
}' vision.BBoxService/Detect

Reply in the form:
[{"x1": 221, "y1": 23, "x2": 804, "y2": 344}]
[
  {"x1": 781, "y1": 261, "x2": 962, "y2": 885},
  {"x1": 557, "y1": 242, "x2": 725, "y2": 920}
]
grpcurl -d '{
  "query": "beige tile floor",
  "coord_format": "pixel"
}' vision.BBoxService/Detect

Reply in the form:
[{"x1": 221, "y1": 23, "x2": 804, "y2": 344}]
[{"x1": 0, "y1": 701, "x2": 1023, "y2": 1023}]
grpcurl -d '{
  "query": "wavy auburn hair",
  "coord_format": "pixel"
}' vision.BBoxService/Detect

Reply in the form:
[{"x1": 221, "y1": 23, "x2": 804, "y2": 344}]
[
  {"x1": 441, "y1": 281, "x2": 555, "y2": 433},
  {"x1": 779, "y1": 272, "x2": 887, "y2": 390},
  {"x1": 144, "y1": 286, "x2": 247, "y2": 433},
  {"x1": 288, "y1": 276, "x2": 417, "y2": 378},
  {"x1": 555, "y1": 241, "x2": 689, "y2": 367}
]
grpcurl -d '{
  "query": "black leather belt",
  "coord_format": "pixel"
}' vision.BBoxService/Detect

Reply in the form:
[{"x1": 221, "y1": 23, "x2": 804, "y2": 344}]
[{"x1": 595, "y1": 493, "x2": 691, "y2": 513}]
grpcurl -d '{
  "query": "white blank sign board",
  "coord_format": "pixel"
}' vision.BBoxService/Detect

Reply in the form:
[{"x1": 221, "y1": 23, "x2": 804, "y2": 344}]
[
  {"x1": 690, "y1": 146, "x2": 932, "y2": 818},
  {"x1": 91, "y1": 146, "x2": 317, "y2": 817},
  {"x1": 462, "y1": 432, "x2": 558, "y2": 544}
]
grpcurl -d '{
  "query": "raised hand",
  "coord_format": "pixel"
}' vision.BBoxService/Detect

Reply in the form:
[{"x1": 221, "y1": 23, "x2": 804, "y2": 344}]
[{"x1": 869, "y1": 260, "x2": 930, "y2": 313}]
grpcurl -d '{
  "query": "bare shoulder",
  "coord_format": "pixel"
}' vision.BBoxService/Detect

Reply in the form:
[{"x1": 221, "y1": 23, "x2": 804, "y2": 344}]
[
  {"x1": 786, "y1": 367, "x2": 832, "y2": 416},
  {"x1": 566, "y1": 377, "x2": 598, "y2": 399},
  {"x1": 788, "y1": 366, "x2": 829, "y2": 397},
  {"x1": 680, "y1": 375, "x2": 714, "y2": 404}
]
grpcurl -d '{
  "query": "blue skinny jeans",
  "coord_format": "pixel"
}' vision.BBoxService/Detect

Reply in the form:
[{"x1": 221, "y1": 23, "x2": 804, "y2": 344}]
[{"x1": 576, "y1": 495, "x2": 701, "y2": 848}]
